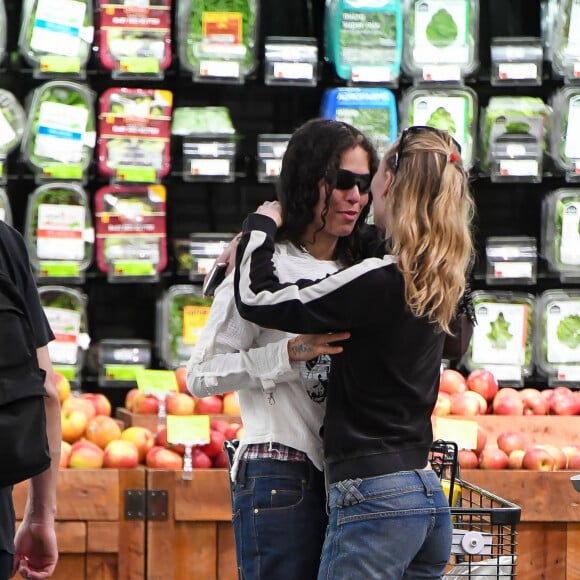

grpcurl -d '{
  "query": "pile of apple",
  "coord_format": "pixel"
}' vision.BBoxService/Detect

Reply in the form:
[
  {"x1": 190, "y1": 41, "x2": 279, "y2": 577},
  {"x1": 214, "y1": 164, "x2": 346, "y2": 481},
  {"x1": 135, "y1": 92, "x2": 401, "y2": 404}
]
[{"x1": 436, "y1": 368, "x2": 580, "y2": 417}]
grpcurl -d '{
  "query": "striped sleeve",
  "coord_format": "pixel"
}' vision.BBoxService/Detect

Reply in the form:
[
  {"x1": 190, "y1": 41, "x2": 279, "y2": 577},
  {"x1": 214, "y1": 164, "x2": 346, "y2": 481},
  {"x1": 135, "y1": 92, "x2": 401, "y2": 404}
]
[{"x1": 234, "y1": 213, "x2": 396, "y2": 334}]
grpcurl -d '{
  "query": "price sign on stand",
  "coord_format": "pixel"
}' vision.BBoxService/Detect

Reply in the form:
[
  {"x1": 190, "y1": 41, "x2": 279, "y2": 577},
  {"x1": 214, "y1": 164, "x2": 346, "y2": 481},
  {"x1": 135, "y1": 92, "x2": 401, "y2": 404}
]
[
  {"x1": 167, "y1": 415, "x2": 211, "y2": 480},
  {"x1": 136, "y1": 368, "x2": 178, "y2": 426},
  {"x1": 433, "y1": 417, "x2": 478, "y2": 452}
]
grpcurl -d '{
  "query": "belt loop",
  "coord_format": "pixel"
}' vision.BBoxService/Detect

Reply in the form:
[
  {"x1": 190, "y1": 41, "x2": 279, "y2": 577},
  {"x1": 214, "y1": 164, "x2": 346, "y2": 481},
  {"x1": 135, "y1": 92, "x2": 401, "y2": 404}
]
[
  {"x1": 416, "y1": 469, "x2": 434, "y2": 497},
  {"x1": 237, "y1": 460, "x2": 248, "y2": 487}
]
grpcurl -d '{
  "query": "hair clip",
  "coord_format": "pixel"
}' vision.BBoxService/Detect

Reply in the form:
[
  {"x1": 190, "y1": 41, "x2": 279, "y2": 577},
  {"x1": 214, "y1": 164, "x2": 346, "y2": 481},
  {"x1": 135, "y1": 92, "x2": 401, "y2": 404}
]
[{"x1": 448, "y1": 152, "x2": 460, "y2": 164}]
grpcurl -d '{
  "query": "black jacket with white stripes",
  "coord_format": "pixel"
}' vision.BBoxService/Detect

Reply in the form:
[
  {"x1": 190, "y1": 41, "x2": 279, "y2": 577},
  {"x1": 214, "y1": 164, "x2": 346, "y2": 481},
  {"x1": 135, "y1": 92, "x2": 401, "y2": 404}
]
[{"x1": 234, "y1": 214, "x2": 445, "y2": 484}]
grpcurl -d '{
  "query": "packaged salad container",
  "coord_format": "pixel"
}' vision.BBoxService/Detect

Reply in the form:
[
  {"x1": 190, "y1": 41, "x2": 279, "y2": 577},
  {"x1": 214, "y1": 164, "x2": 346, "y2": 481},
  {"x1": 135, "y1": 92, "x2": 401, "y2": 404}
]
[
  {"x1": 38, "y1": 285, "x2": 90, "y2": 382},
  {"x1": 94, "y1": 184, "x2": 167, "y2": 282},
  {"x1": 0, "y1": 187, "x2": 11, "y2": 225},
  {"x1": 320, "y1": 87, "x2": 398, "y2": 156},
  {"x1": 18, "y1": 0, "x2": 94, "y2": 76},
  {"x1": 156, "y1": 284, "x2": 212, "y2": 369},
  {"x1": 98, "y1": 0, "x2": 172, "y2": 78},
  {"x1": 401, "y1": 86, "x2": 477, "y2": 170},
  {"x1": 189, "y1": 232, "x2": 235, "y2": 282},
  {"x1": 536, "y1": 290, "x2": 580, "y2": 385},
  {"x1": 24, "y1": 183, "x2": 93, "y2": 281},
  {"x1": 324, "y1": 0, "x2": 403, "y2": 86},
  {"x1": 402, "y1": 0, "x2": 479, "y2": 82},
  {"x1": 0, "y1": 89, "x2": 26, "y2": 161},
  {"x1": 98, "y1": 338, "x2": 151, "y2": 387},
  {"x1": 461, "y1": 290, "x2": 536, "y2": 386},
  {"x1": 551, "y1": 0, "x2": 580, "y2": 81},
  {"x1": 98, "y1": 88, "x2": 173, "y2": 182},
  {"x1": 20, "y1": 81, "x2": 96, "y2": 182},
  {"x1": 542, "y1": 188, "x2": 580, "y2": 281},
  {"x1": 550, "y1": 87, "x2": 580, "y2": 181},
  {"x1": 177, "y1": 0, "x2": 259, "y2": 83}
]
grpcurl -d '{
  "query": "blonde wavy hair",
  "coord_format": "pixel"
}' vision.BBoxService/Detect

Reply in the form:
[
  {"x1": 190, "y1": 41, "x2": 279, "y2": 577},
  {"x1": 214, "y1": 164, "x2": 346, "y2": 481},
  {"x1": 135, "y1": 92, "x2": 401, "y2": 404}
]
[{"x1": 384, "y1": 128, "x2": 475, "y2": 334}]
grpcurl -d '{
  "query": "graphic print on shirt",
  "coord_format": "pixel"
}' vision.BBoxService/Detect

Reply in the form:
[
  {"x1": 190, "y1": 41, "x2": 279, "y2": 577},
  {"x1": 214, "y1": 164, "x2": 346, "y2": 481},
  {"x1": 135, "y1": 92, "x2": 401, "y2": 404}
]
[{"x1": 300, "y1": 355, "x2": 330, "y2": 403}]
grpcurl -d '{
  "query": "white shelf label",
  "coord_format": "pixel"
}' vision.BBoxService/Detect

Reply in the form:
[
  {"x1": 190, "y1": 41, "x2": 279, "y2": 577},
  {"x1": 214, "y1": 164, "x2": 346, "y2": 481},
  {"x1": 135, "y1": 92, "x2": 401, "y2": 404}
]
[
  {"x1": 557, "y1": 366, "x2": 580, "y2": 382},
  {"x1": 190, "y1": 158, "x2": 231, "y2": 176},
  {"x1": 265, "y1": 159, "x2": 282, "y2": 177},
  {"x1": 199, "y1": 60, "x2": 240, "y2": 79},
  {"x1": 351, "y1": 66, "x2": 391, "y2": 83},
  {"x1": 273, "y1": 62, "x2": 313, "y2": 81},
  {"x1": 498, "y1": 62, "x2": 538, "y2": 80},
  {"x1": 493, "y1": 261, "x2": 533, "y2": 279},
  {"x1": 422, "y1": 65, "x2": 461, "y2": 82},
  {"x1": 499, "y1": 159, "x2": 539, "y2": 177}
]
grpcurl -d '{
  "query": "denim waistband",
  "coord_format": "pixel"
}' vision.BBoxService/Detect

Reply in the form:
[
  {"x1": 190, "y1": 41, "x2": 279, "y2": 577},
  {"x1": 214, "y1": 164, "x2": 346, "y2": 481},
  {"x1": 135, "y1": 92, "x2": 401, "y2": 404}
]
[{"x1": 236, "y1": 457, "x2": 324, "y2": 486}]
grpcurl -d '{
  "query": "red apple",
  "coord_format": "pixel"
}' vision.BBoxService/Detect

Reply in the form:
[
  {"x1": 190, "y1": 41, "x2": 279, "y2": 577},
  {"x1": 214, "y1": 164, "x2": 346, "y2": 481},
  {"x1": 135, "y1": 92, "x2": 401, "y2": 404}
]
[
  {"x1": 439, "y1": 369, "x2": 467, "y2": 395},
  {"x1": 213, "y1": 449, "x2": 229, "y2": 468},
  {"x1": 550, "y1": 393, "x2": 580, "y2": 416},
  {"x1": 62, "y1": 396, "x2": 97, "y2": 421},
  {"x1": 166, "y1": 392, "x2": 196, "y2": 415},
  {"x1": 103, "y1": 440, "x2": 139, "y2": 469},
  {"x1": 132, "y1": 392, "x2": 160, "y2": 415},
  {"x1": 200, "y1": 429, "x2": 227, "y2": 458},
  {"x1": 61, "y1": 408, "x2": 89, "y2": 444},
  {"x1": 458, "y1": 449, "x2": 479, "y2": 469},
  {"x1": 60, "y1": 440, "x2": 72, "y2": 468},
  {"x1": 85, "y1": 415, "x2": 123, "y2": 450},
  {"x1": 497, "y1": 431, "x2": 528, "y2": 456},
  {"x1": 125, "y1": 388, "x2": 140, "y2": 411},
  {"x1": 225, "y1": 422, "x2": 243, "y2": 440},
  {"x1": 475, "y1": 426, "x2": 488, "y2": 455},
  {"x1": 508, "y1": 449, "x2": 525, "y2": 469},
  {"x1": 537, "y1": 444, "x2": 567, "y2": 470},
  {"x1": 222, "y1": 391, "x2": 241, "y2": 416},
  {"x1": 192, "y1": 448, "x2": 213, "y2": 469},
  {"x1": 146, "y1": 446, "x2": 184, "y2": 469},
  {"x1": 121, "y1": 426, "x2": 155, "y2": 463},
  {"x1": 175, "y1": 366, "x2": 189, "y2": 394},
  {"x1": 55, "y1": 372, "x2": 71, "y2": 404},
  {"x1": 492, "y1": 390, "x2": 524, "y2": 415},
  {"x1": 210, "y1": 419, "x2": 231, "y2": 435},
  {"x1": 155, "y1": 426, "x2": 186, "y2": 455},
  {"x1": 479, "y1": 447, "x2": 509, "y2": 470},
  {"x1": 450, "y1": 391, "x2": 484, "y2": 416},
  {"x1": 466, "y1": 369, "x2": 498, "y2": 403},
  {"x1": 81, "y1": 392, "x2": 112, "y2": 417},
  {"x1": 566, "y1": 449, "x2": 580, "y2": 470},
  {"x1": 433, "y1": 392, "x2": 452, "y2": 416},
  {"x1": 520, "y1": 388, "x2": 549, "y2": 415},
  {"x1": 68, "y1": 440, "x2": 105, "y2": 469},
  {"x1": 194, "y1": 395, "x2": 224, "y2": 415},
  {"x1": 522, "y1": 446, "x2": 556, "y2": 471}
]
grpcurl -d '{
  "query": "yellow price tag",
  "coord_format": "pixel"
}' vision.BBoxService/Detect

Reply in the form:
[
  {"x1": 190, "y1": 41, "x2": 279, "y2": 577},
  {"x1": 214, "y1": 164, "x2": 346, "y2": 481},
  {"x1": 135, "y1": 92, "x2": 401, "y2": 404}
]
[
  {"x1": 183, "y1": 305, "x2": 211, "y2": 345},
  {"x1": 167, "y1": 415, "x2": 210, "y2": 446},
  {"x1": 136, "y1": 369, "x2": 178, "y2": 395},
  {"x1": 433, "y1": 417, "x2": 478, "y2": 451}
]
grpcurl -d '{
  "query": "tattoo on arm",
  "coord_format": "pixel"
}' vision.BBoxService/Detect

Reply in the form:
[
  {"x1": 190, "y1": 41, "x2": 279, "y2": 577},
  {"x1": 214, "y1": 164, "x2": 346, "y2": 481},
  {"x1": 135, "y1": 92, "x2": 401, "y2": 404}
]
[{"x1": 290, "y1": 343, "x2": 313, "y2": 356}]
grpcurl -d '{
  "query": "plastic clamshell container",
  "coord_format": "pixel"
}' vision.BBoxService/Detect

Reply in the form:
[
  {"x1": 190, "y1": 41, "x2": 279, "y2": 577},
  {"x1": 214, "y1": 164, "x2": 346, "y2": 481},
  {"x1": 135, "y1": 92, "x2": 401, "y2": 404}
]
[
  {"x1": 171, "y1": 106, "x2": 236, "y2": 136},
  {"x1": 401, "y1": 86, "x2": 478, "y2": 170},
  {"x1": 156, "y1": 284, "x2": 213, "y2": 369},
  {"x1": 535, "y1": 289, "x2": 580, "y2": 385},
  {"x1": 257, "y1": 133, "x2": 291, "y2": 183},
  {"x1": 324, "y1": 0, "x2": 403, "y2": 85},
  {"x1": 550, "y1": 87, "x2": 580, "y2": 178},
  {"x1": 542, "y1": 188, "x2": 580, "y2": 280},
  {"x1": 551, "y1": 0, "x2": 580, "y2": 80},
  {"x1": 18, "y1": 0, "x2": 94, "y2": 74},
  {"x1": 402, "y1": 0, "x2": 479, "y2": 81},
  {"x1": 98, "y1": 338, "x2": 151, "y2": 387},
  {"x1": 485, "y1": 236, "x2": 537, "y2": 286},
  {"x1": 0, "y1": 89, "x2": 26, "y2": 157},
  {"x1": 94, "y1": 184, "x2": 167, "y2": 280},
  {"x1": 263, "y1": 36, "x2": 319, "y2": 87},
  {"x1": 24, "y1": 182, "x2": 94, "y2": 277},
  {"x1": 98, "y1": 0, "x2": 172, "y2": 76},
  {"x1": 177, "y1": 0, "x2": 259, "y2": 82},
  {"x1": 189, "y1": 232, "x2": 235, "y2": 282},
  {"x1": 38, "y1": 285, "x2": 90, "y2": 376},
  {"x1": 0, "y1": 187, "x2": 11, "y2": 225},
  {"x1": 462, "y1": 290, "x2": 536, "y2": 385},
  {"x1": 98, "y1": 87, "x2": 173, "y2": 181},
  {"x1": 20, "y1": 81, "x2": 96, "y2": 179},
  {"x1": 320, "y1": 87, "x2": 398, "y2": 155}
]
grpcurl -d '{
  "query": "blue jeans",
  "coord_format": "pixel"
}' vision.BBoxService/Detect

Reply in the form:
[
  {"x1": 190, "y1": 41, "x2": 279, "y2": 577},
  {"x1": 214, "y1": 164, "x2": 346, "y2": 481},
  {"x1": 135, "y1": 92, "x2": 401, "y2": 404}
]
[
  {"x1": 233, "y1": 458, "x2": 327, "y2": 580},
  {"x1": 317, "y1": 469, "x2": 452, "y2": 580}
]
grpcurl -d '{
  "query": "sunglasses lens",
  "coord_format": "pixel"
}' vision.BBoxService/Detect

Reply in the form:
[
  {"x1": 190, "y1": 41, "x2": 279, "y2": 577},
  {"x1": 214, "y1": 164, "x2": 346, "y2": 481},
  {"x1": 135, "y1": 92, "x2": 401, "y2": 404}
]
[{"x1": 336, "y1": 170, "x2": 371, "y2": 193}]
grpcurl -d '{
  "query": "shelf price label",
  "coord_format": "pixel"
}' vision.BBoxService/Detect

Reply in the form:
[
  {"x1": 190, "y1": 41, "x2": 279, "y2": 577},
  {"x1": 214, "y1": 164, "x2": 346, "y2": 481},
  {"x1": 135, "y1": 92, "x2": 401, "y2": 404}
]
[
  {"x1": 433, "y1": 417, "x2": 478, "y2": 451},
  {"x1": 136, "y1": 368, "x2": 178, "y2": 395},
  {"x1": 167, "y1": 415, "x2": 210, "y2": 447}
]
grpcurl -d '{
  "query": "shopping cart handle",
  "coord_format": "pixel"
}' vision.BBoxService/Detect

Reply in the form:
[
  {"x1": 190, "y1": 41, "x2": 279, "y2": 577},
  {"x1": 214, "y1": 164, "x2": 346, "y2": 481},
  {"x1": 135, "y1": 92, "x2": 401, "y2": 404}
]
[{"x1": 571, "y1": 474, "x2": 580, "y2": 492}]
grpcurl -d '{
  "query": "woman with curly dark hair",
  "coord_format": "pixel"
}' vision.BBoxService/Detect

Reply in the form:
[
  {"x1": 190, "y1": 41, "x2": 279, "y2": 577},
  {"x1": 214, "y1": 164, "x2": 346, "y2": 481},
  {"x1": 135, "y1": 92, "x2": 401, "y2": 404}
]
[{"x1": 187, "y1": 117, "x2": 378, "y2": 580}]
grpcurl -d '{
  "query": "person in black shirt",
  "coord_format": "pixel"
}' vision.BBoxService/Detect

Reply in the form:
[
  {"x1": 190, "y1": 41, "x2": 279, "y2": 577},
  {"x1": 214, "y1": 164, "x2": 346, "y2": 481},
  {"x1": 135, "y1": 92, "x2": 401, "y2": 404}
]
[
  {"x1": 234, "y1": 126, "x2": 475, "y2": 579},
  {"x1": 0, "y1": 221, "x2": 60, "y2": 580}
]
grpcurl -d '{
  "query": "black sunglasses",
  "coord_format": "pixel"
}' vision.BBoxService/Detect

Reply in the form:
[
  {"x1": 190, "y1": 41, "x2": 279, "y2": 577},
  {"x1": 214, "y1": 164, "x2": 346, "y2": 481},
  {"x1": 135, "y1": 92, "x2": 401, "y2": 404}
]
[
  {"x1": 334, "y1": 168, "x2": 372, "y2": 193},
  {"x1": 393, "y1": 126, "x2": 462, "y2": 174}
]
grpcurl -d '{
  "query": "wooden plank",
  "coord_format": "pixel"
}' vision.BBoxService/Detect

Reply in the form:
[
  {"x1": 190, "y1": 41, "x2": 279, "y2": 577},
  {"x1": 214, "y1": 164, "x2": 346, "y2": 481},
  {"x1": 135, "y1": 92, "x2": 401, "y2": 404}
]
[
  {"x1": 567, "y1": 522, "x2": 580, "y2": 580},
  {"x1": 174, "y1": 469, "x2": 232, "y2": 521},
  {"x1": 462, "y1": 470, "x2": 580, "y2": 522},
  {"x1": 116, "y1": 408, "x2": 159, "y2": 432},
  {"x1": 515, "y1": 522, "x2": 567, "y2": 580},
  {"x1": 87, "y1": 522, "x2": 119, "y2": 553},
  {"x1": 217, "y1": 522, "x2": 238, "y2": 580},
  {"x1": 51, "y1": 555, "x2": 87, "y2": 580},
  {"x1": 86, "y1": 555, "x2": 118, "y2": 580}
]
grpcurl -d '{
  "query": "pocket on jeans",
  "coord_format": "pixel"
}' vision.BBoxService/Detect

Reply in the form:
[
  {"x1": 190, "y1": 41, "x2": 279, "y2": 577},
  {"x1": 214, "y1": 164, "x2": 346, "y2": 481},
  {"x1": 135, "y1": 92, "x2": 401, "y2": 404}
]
[{"x1": 253, "y1": 475, "x2": 305, "y2": 510}]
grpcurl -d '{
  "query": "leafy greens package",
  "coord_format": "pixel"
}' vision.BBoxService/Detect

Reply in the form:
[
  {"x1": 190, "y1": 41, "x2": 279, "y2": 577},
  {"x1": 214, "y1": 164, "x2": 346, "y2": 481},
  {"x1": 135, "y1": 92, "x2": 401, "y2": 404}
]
[
  {"x1": 98, "y1": 0, "x2": 172, "y2": 78},
  {"x1": 461, "y1": 290, "x2": 536, "y2": 386},
  {"x1": 98, "y1": 88, "x2": 173, "y2": 182},
  {"x1": 402, "y1": 86, "x2": 477, "y2": 170},
  {"x1": 20, "y1": 81, "x2": 96, "y2": 181},
  {"x1": 324, "y1": 0, "x2": 403, "y2": 85},
  {"x1": 402, "y1": 0, "x2": 479, "y2": 81},
  {"x1": 550, "y1": 87, "x2": 580, "y2": 178},
  {"x1": 156, "y1": 284, "x2": 212, "y2": 368},
  {"x1": 24, "y1": 182, "x2": 94, "y2": 279},
  {"x1": 177, "y1": 0, "x2": 259, "y2": 82},
  {"x1": 541, "y1": 188, "x2": 580, "y2": 280},
  {"x1": 18, "y1": 0, "x2": 94, "y2": 75},
  {"x1": 94, "y1": 184, "x2": 167, "y2": 282},
  {"x1": 0, "y1": 187, "x2": 11, "y2": 225},
  {"x1": 320, "y1": 87, "x2": 398, "y2": 156},
  {"x1": 0, "y1": 89, "x2": 26, "y2": 158},
  {"x1": 551, "y1": 0, "x2": 580, "y2": 80},
  {"x1": 536, "y1": 289, "x2": 580, "y2": 385}
]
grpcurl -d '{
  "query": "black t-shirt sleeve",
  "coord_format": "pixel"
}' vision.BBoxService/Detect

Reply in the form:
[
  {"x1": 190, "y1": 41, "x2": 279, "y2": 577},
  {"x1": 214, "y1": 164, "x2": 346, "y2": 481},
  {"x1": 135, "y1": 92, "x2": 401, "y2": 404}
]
[{"x1": 0, "y1": 223, "x2": 54, "y2": 347}]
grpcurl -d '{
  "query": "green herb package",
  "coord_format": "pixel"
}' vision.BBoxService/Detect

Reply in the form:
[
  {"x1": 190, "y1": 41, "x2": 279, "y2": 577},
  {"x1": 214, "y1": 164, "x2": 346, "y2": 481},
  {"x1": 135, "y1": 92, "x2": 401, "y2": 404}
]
[
  {"x1": 177, "y1": 0, "x2": 259, "y2": 82},
  {"x1": 320, "y1": 87, "x2": 398, "y2": 156},
  {"x1": 18, "y1": 0, "x2": 94, "y2": 76},
  {"x1": 551, "y1": 0, "x2": 580, "y2": 80},
  {"x1": 24, "y1": 182, "x2": 94, "y2": 280},
  {"x1": 94, "y1": 184, "x2": 167, "y2": 282},
  {"x1": 156, "y1": 284, "x2": 212, "y2": 368},
  {"x1": 462, "y1": 290, "x2": 536, "y2": 386},
  {"x1": 0, "y1": 89, "x2": 26, "y2": 158},
  {"x1": 324, "y1": 0, "x2": 403, "y2": 85},
  {"x1": 38, "y1": 285, "x2": 90, "y2": 381},
  {"x1": 401, "y1": 86, "x2": 477, "y2": 170},
  {"x1": 98, "y1": 0, "x2": 172, "y2": 78},
  {"x1": 550, "y1": 87, "x2": 580, "y2": 179},
  {"x1": 0, "y1": 187, "x2": 11, "y2": 225},
  {"x1": 542, "y1": 188, "x2": 580, "y2": 280},
  {"x1": 20, "y1": 81, "x2": 96, "y2": 181},
  {"x1": 536, "y1": 289, "x2": 580, "y2": 385},
  {"x1": 402, "y1": 0, "x2": 479, "y2": 81},
  {"x1": 171, "y1": 106, "x2": 236, "y2": 136}
]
